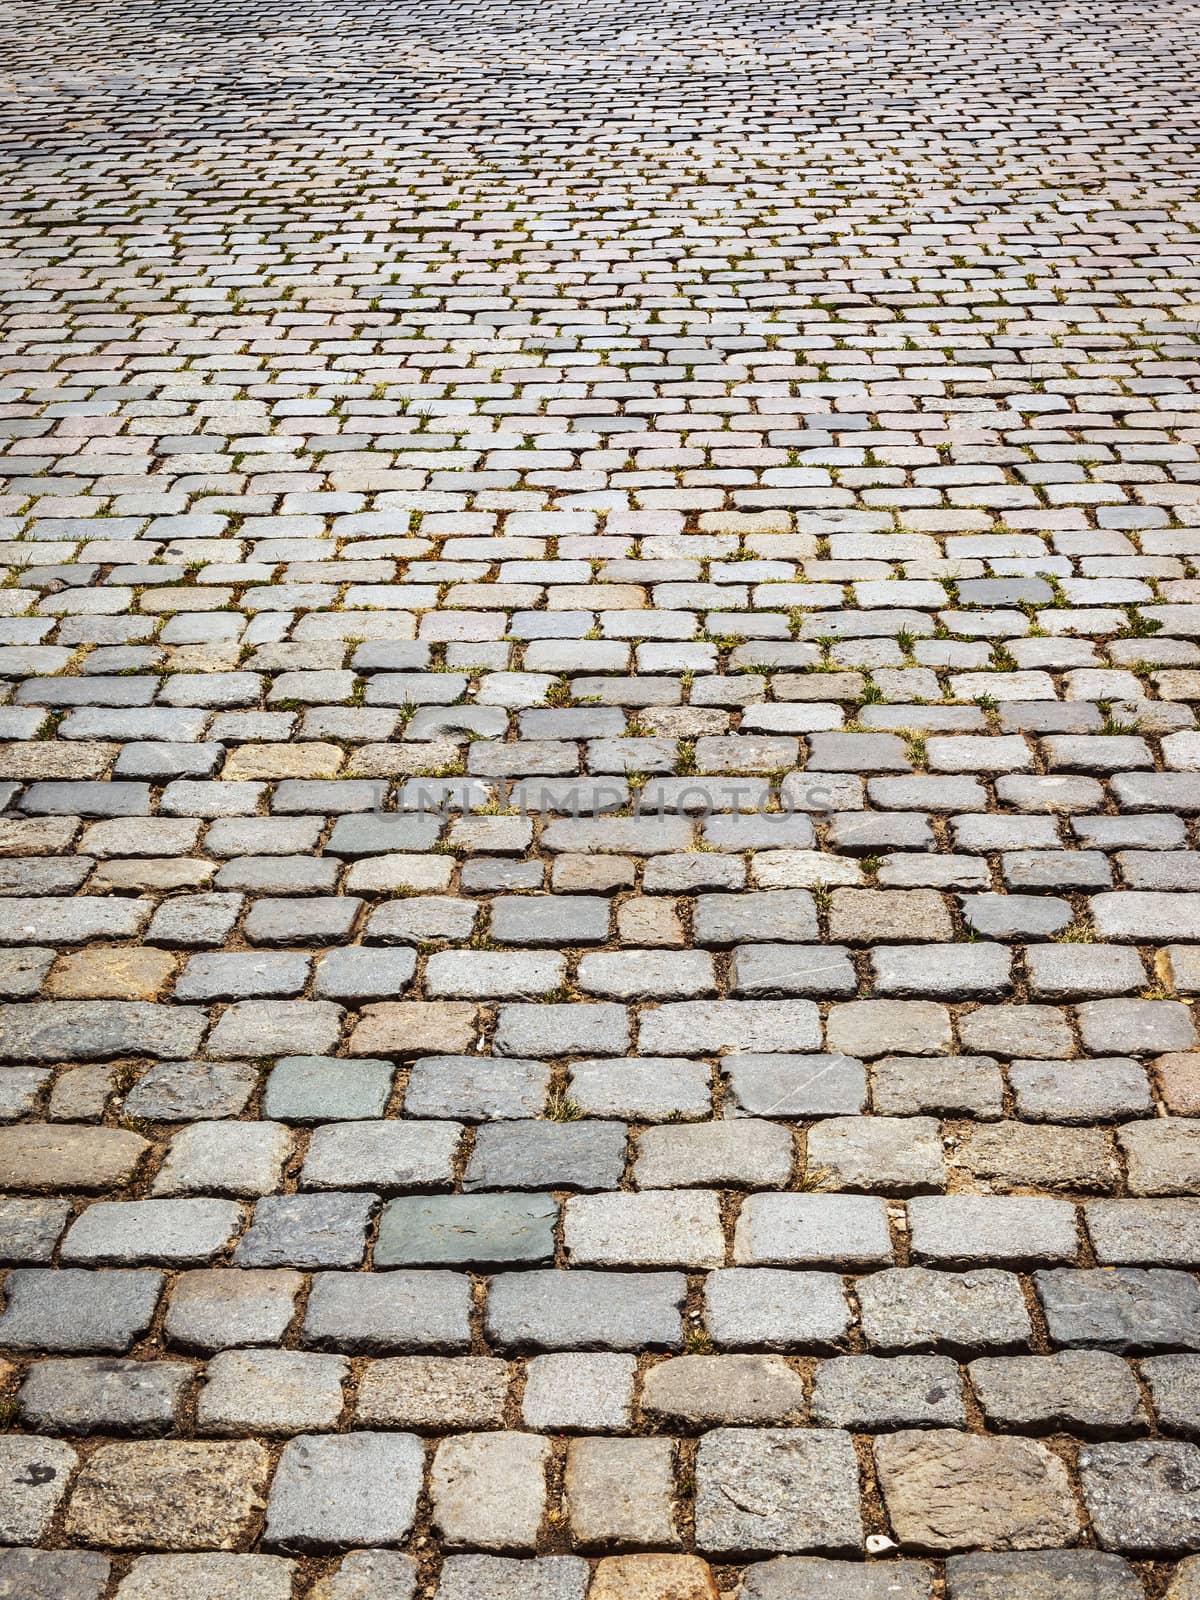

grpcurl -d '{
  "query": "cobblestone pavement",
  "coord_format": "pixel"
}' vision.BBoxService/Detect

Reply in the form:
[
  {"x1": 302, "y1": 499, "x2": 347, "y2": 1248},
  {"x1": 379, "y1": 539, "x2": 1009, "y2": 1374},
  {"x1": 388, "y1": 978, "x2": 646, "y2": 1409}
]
[{"x1": 1, "y1": 0, "x2": 1200, "y2": 1592}]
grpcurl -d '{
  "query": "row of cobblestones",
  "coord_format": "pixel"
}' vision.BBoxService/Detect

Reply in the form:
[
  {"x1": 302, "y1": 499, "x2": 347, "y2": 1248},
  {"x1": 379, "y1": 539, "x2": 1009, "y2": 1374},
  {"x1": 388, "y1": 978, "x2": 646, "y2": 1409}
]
[{"x1": 2, "y1": 0, "x2": 1200, "y2": 1592}]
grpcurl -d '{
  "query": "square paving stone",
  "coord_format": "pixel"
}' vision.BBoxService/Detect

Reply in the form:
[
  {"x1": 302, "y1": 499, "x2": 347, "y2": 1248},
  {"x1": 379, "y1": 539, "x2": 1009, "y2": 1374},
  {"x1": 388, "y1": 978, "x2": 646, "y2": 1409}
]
[
  {"x1": 724, "y1": 1053, "x2": 866, "y2": 1117},
  {"x1": 124, "y1": 1061, "x2": 257, "y2": 1121},
  {"x1": 152, "y1": 1121, "x2": 293, "y2": 1198},
  {"x1": 704, "y1": 1268, "x2": 851, "y2": 1352},
  {"x1": 313, "y1": 947, "x2": 418, "y2": 1001},
  {"x1": 207, "y1": 1000, "x2": 343, "y2": 1060},
  {"x1": 521, "y1": 1353, "x2": 636, "y2": 1432},
  {"x1": 0, "y1": 1066, "x2": 49, "y2": 1120},
  {"x1": 309, "y1": 1550, "x2": 418, "y2": 1600},
  {"x1": 871, "y1": 943, "x2": 1012, "y2": 999},
  {"x1": 66, "y1": 1440, "x2": 270, "y2": 1550},
  {"x1": 174, "y1": 951, "x2": 310, "y2": 1001},
  {"x1": 565, "y1": 1436, "x2": 679, "y2": 1550},
  {"x1": 742, "y1": 1558, "x2": 933, "y2": 1599},
  {"x1": 489, "y1": 895, "x2": 610, "y2": 945},
  {"x1": 567, "y1": 1056, "x2": 712, "y2": 1121},
  {"x1": 967, "y1": 1351, "x2": 1146, "y2": 1437},
  {"x1": 811, "y1": 1355, "x2": 965, "y2": 1430},
  {"x1": 431, "y1": 1433, "x2": 550, "y2": 1552},
  {"x1": 734, "y1": 1194, "x2": 893, "y2": 1268},
  {"x1": 425, "y1": 949, "x2": 566, "y2": 1001},
  {"x1": 634, "y1": 1120, "x2": 794, "y2": 1189},
  {"x1": 693, "y1": 891, "x2": 818, "y2": 946},
  {"x1": 1009, "y1": 1058, "x2": 1152, "y2": 1124},
  {"x1": 958, "y1": 1121, "x2": 1119, "y2": 1193},
  {"x1": 434, "y1": 1556, "x2": 589, "y2": 1600},
  {"x1": 1081, "y1": 1441, "x2": 1200, "y2": 1554},
  {"x1": 908, "y1": 1196, "x2": 1079, "y2": 1267},
  {"x1": 493, "y1": 1003, "x2": 630, "y2": 1058},
  {"x1": 62, "y1": 1198, "x2": 244, "y2": 1267},
  {"x1": 1078, "y1": 999, "x2": 1197, "y2": 1057},
  {"x1": 640, "y1": 1000, "x2": 822, "y2": 1055},
  {"x1": 1118, "y1": 1122, "x2": 1200, "y2": 1196},
  {"x1": 825, "y1": 1001, "x2": 952, "y2": 1059},
  {"x1": 264, "y1": 1432, "x2": 425, "y2": 1551},
  {"x1": 943, "y1": 1550, "x2": 1143, "y2": 1600},
  {"x1": 376, "y1": 1194, "x2": 557, "y2": 1268},
  {"x1": 1025, "y1": 945, "x2": 1147, "y2": 1000},
  {"x1": 640, "y1": 1354, "x2": 807, "y2": 1430},
  {"x1": 805, "y1": 1116, "x2": 945, "y2": 1195},
  {"x1": 1142, "y1": 1356, "x2": 1200, "y2": 1438},
  {"x1": 465, "y1": 1119, "x2": 627, "y2": 1191},
  {"x1": 0, "y1": 1196, "x2": 71, "y2": 1263},
  {"x1": 1035, "y1": 1267, "x2": 1200, "y2": 1352},
  {"x1": 0, "y1": 1000, "x2": 206, "y2": 1062},
  {"x1": 694, "y1": 1428, "x2": 864, "y2": 1557},
  {"x1": 0, "y1": 949, "x2": 55, "y2": 1002},
  {"x1": 0, "y1": 1123, "x2": 150, "y2": 1192},
  {"x1": 857, "y1": 1268, "x2": 1032, "y2": 1355},
  {"x1": 403, "y1": 1055, "x2": 550, "y2": 1121},
  {"x1": 958, "y1": 1005, "x2": 1074, "y2": 1059},
  {"x1": 564, "y1": 1191, "x2": 725, "y2": 1268},
  {"x1": 351, "y1": 1001, "x2": 480, "y2": 1059},
  {"x1": 871, "y1": 1055, "x2": 1004, "y2": 1119}
]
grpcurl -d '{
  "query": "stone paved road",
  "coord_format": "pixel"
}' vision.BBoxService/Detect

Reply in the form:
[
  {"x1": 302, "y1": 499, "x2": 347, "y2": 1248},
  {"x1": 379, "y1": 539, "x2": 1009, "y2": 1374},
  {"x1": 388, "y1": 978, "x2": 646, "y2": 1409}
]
[{"x1": 1, "y1": 0, "x2": 1200, "y2": 1593}]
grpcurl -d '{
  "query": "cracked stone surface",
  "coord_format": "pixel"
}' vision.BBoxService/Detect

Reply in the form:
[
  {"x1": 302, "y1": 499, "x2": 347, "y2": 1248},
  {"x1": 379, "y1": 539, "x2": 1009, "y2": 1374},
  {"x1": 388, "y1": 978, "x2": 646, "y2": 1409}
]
[{"x1": 0, "y1": 0, "x2": 1199, "y2": 1588}]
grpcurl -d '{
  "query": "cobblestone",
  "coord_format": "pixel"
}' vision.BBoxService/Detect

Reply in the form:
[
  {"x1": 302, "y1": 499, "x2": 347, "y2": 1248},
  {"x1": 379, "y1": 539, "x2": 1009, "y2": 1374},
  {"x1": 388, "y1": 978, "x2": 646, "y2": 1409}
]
[{"x1": 2, "y1": 0, "x2": 1200, "y2": 1581}]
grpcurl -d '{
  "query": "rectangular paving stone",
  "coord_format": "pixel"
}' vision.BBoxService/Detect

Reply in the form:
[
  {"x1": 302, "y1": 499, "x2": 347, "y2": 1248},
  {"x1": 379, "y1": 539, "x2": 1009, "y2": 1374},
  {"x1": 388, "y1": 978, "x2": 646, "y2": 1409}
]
[
  {"x1": 376, "y1": 1194, "x2": 558, "y2": 1268},
  {"x1": 302, "y1": 1271, "x2": 471, "y2": 1353},
  {"x1": 357, "y1": 1356, "x2": 509, "y2": 1430},
  {"x1": 734, "y1": 1194, "x2": 893, "y2": 1269},
  {"x1": 7, "y1": 8, "x2": 1200, "y2": 1586},
  {"x1": 66, "y1": 1440, "x2": 270, "y2": 1551},
  {"x1": 0, "y1": 1269, "x2": 164, "y2": 1352},
  {"x1": 485, "y1": 1270, "x2": 686, "y2": 1352},
  {"x1": 234, "y1": 1193, "x2": 375, "y2": 1269},
  {"x1": 564, "y1": 1191, "x2": 725, "y2": 1268}
]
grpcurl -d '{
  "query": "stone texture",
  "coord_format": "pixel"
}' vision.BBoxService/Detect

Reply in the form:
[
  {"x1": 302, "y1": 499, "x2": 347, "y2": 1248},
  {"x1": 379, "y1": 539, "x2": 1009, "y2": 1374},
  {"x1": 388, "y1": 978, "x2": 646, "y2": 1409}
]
[
  {"x1": 944, "y1": 1551, "x2": 1143, "y2": 1600},
  {"x1": 874, "y1": 1431, "x2": 1081, "y2": 1552},
  {"x1": 0, "y1": 1550, "x2": 112, "y2": 1600},
  {"x1": 5, "y1": 8, "x2": 1200, "y2": 1585},
  {"x1": 588, "y1": 1556, "x2": 718, "y2": 1600},
  {"x1": 264, "y1": 1433, "x2": 425, "y2": 1551},
  {"x1": 694, "y1": 1429, "x2": 864, "y2": 1556},
  {"x1": 65, "y1": 1442, "x2": 270, "y2": 1550},
  {"x1": 430, "y1": 1433, "x2": 551, "y2": 1552},
  {"x1": 0, "y1": 1437, "x2": 78, "y2": 1542},
  {"x1": 1081, "y1": 1441, "x2": 1200, "y2": 1554},
  {"x1": 742, "y1": 1559, "x2": 933, "y2": 1600},
  {"x1": 112, "y1": 1555, "x2": 298, "y2": 1600}
]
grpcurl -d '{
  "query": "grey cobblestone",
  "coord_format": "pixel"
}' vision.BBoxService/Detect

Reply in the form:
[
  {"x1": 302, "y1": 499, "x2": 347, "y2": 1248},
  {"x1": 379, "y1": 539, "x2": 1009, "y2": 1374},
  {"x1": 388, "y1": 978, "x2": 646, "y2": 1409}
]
[{"x1": 2, "y1": 0, "x2": 1200, "y2": 1579}]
